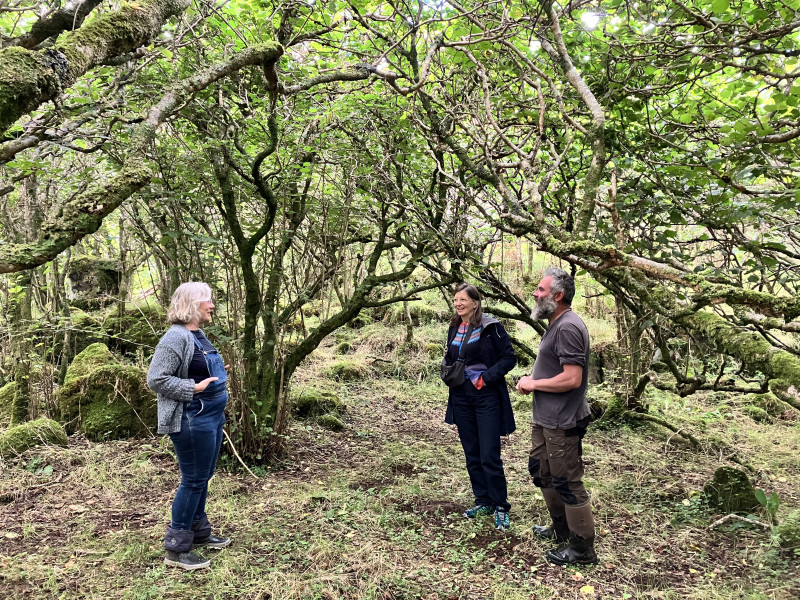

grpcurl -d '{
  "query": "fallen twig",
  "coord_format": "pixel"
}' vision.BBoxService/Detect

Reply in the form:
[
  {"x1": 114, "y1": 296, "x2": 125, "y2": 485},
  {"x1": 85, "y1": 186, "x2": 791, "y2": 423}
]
[
  {"x1": 708, "y1": 513, "x2": 770, "y2": 530},
  {"x1": 223, "y1": 428, "x2": 258, "y2": 479}
]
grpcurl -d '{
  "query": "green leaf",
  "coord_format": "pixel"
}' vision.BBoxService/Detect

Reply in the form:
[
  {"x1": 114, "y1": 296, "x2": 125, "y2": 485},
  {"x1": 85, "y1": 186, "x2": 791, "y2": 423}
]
[{"x1": 711, "y1": 0, "x2": 730, "y2": 14}]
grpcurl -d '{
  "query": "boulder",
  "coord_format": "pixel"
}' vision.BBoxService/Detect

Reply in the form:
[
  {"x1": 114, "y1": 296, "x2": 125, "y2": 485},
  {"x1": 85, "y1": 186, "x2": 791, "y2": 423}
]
[
  {"x1": 0, "y1": 418, "x2": 68, "y2": 459},
  {"x1": 57, "y1": 343, "x2": 156, "y2": 440},
  {"x1": 293, "y1": 389, "x2": 344, "y2": 418},
  {"x1": 743, "y1": 392, "x2": 790, "y2": 418},
  {"x1": 324, "y1": 359, "x2": 367, "y2": 381},
  {"x1": 703, "y1": 467, "x2": 758, "y2": 513},
  {"x1": 317, "y1": 413, "x2": 345, "y2": 431},
  {"x1": 67, "y1": 256, "x2": 122, "y2": 310},
  {"x1": 102, "y1": 303, "x2": 164, "y2": 356}
]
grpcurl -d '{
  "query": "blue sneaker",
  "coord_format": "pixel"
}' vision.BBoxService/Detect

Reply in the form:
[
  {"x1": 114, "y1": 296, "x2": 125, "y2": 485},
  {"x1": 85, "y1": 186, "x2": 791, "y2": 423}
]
[
  {"x1": 494, "y1": 508, "x2": 510, "y2": 531},
  {"x1": 463, "y1": 505, "x2": 493, "y2": 518}
]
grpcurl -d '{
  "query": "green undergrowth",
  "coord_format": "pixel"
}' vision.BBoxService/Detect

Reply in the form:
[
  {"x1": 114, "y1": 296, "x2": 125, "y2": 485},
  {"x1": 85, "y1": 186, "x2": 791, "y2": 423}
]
[{"x1": 1, "y1": 324, "x2": 798, "y2": 599}]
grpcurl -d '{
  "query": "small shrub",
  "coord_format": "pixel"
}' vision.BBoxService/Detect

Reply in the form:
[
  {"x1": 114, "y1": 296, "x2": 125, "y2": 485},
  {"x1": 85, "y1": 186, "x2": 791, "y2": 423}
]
[
  {"x1": 0, "y1": 418, "x2": 68, "y2": 459},
  {"x1": 774, "y1": 509, "x2": 800, "y2": 550},
  {"x1": 293, "y1": 389, "x2": 343, "y2": 418},
  {"x1": 325, "y1": 359, "x2": 367, "y2": 381},
  {"x1": 317, "y1": 413, "x2": 345, "y2": 431}
]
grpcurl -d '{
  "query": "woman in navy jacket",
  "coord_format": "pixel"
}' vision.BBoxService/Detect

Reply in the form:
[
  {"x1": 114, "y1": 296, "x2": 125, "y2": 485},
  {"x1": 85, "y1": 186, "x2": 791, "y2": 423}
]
[{"x1": 443, "y1": 283, "x2": 516, "y2": 530}]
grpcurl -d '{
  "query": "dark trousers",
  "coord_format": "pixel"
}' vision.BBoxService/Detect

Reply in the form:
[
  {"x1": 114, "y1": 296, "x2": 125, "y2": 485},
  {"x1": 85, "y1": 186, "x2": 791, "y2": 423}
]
[
  {"x1": 528, "y1": 418, "x2": 590, "y2": 505},
  {"x1": 451, "y1": 380, "x2": 510, "y2": 511},
  {"x1": 165, "y1": 390, "x2": 227, "y2": 552}
]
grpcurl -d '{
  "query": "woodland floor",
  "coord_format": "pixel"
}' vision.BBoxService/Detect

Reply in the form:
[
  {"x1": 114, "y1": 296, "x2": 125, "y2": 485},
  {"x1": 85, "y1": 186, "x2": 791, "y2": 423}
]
[{"x1": 1, "y1": 330, "x2": 799, "y2": 599}]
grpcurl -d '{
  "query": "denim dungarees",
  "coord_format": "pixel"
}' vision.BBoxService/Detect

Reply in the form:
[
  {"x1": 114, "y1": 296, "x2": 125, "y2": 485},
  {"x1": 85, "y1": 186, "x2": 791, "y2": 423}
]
[{"x1": 164, "y1": 331, "x2": 229, "y2": 553}]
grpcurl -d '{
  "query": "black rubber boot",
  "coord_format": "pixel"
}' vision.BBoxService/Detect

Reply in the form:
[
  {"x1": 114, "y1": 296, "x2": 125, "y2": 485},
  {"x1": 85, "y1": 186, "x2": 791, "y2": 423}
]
[
  {"x1": 193, "y1": 534, "x2": 232, "y2": 549},
  {"x1": 546, "y1": 500, "x2": 598, "y2": 565},
  {"x1": 534, "y1": 488, "x2": 570, "y2": 542},
  {"x1": 164, "y1": 550, "x2": 211, "y2": 570},
  {"x1": 532, "y1": 516, "x2": 570, "y2": 542},
  {"x1": 546, "y1": 535, "x2": 598, "y2": 565}
]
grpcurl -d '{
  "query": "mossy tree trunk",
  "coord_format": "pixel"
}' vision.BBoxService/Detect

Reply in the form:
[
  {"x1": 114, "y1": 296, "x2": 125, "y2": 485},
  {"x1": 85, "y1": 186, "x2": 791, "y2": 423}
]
[{"x1": 9, "y1": 270, "x2": 32, "y2": 426}]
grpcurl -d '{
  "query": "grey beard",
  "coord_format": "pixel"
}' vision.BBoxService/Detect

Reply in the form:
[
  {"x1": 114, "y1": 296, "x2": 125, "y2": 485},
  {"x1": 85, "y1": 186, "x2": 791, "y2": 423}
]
[{"x1": 531, "y1": 296, "x2": 557, "y2": 320}]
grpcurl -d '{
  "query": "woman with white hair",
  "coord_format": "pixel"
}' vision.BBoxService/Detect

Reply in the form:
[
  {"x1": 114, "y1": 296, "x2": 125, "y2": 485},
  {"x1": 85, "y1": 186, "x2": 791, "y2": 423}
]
[{"x1": 147, "y1": 282, "x2": 232, "y2": 570}]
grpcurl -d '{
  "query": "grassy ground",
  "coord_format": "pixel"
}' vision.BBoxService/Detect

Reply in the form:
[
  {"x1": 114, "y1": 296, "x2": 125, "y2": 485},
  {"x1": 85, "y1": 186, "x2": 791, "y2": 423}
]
[{"x1": 1, "y1": 322, "x2": 798, "y2": 599}]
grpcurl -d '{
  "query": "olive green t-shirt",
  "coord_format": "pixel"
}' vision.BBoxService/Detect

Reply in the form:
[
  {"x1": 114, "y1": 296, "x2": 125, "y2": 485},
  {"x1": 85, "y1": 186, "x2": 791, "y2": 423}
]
[{"x1": 531, "y1": 309, "x2": 591, "y2": 429}]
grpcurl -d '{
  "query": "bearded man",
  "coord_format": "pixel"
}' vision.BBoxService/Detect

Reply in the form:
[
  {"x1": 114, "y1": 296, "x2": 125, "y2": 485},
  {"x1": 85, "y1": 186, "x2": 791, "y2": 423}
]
[{"x1": 516, "y1": 267, "x2": 597, "y2": 565}]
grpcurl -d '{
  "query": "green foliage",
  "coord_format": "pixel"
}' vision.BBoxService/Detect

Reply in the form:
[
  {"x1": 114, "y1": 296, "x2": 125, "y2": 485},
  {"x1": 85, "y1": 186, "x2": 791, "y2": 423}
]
[
  {"x1": 0, "y1": 418, "x2": 68, "y2": 459},
  {"x1": 774, "y1": 510, "x2": 800, "y2": 550},
  {"x1": 755, "y1": 488, "x2": 781, "y2": 523}
]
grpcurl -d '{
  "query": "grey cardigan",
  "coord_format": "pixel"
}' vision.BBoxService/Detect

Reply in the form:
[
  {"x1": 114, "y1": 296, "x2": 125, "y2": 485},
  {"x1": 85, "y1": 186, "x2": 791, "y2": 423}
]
[{"x1": 147, "y1": 324, "x2": 198, "y2": 434}]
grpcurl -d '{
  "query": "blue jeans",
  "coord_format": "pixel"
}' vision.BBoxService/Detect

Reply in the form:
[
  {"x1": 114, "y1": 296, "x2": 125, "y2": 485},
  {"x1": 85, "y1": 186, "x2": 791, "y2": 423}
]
[{"x1": 451, "y1": 379, "x2": 510, "y2": 512}]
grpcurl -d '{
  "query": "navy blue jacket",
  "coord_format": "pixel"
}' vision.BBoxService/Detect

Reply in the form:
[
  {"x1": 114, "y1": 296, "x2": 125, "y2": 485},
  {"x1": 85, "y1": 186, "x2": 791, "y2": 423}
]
[{"x1": 444, "y1": 315, "x2": 517, "y2": 436}]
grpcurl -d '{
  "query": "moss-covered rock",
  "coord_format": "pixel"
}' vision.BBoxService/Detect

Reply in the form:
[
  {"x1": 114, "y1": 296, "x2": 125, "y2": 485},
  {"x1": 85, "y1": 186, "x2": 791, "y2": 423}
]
[
  {"x1": 0, "y1": 418, "x2": 68, "y2": 459},
  {"x1": 63, "y1": 342, "x2": 116, "y2": 386},
  {"x1": 703, "y1": 467, "x2": 758, "y2": 513},
  {"x1": 67, "y1": 256, "x2": 122, "y2": 310},
  {"x1": 742, "y1": 405, "x2": 772, "y2": 423},
  {"x1": 317, "y1": 413, "x2": 345, "y2": 431},
  {"x1": 346, "y1": 313, "x2": 373, "y2": 329},
  {"x1": 513, "y1": 396, "x2": 533, "y2": 412},
  {"x1": 293, "y1": 389, "x2": 344, "y2": 418},
  {"x1": 324, "y1": 359, "x2": 367, "y2": 381},
  {"x1": 775, "y1": 509, "x2": 800, "y2": 550},
  {"x1": 57, "y1": 344, "x2": 155, "y2": 440},
  {"x1": 382, "y1": 302, "x2": 441, "y2": 326},
  {"x1": 425, "y1": 342, "x2": 444, "y2": 360},
  {"x1": 0, "y1": 381, "x2": 16, "y2": 427},
  {"x1": 102, "y1": 303, "x2": 164, "y2": 356},
  {"x1": 336, "y1": 341, "x2": 352, "y2": 355},
  {"x1": 744, "y1": 393, "x2": 789, "y2": 418}
]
